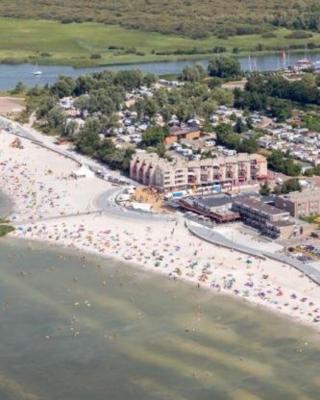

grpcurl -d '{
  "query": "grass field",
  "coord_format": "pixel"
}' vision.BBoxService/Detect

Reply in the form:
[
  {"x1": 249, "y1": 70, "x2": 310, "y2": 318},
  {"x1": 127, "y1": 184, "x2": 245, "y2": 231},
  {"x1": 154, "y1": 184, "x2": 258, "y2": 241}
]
[{"x1": 1, "y1": 18, "x2": 320, "y2": 67}]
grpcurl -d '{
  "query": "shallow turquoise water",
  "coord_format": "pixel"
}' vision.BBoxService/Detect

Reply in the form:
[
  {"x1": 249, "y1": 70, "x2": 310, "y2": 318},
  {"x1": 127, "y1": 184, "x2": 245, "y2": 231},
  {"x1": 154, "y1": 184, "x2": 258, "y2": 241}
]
[{"x1": 0, "y1": 237, "x2": 319, "y2": 400}]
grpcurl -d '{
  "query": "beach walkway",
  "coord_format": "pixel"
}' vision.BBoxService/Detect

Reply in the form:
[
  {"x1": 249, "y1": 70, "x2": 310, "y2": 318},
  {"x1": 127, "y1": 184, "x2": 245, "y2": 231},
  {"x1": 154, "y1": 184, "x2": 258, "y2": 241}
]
[{"x1": 187, "y1": 221, "x2": 320, "y2": 286}]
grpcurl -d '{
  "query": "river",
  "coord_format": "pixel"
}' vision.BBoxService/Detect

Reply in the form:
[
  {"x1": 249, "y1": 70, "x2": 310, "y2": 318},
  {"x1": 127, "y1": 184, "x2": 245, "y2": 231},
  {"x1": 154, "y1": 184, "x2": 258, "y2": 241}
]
[
  {"x1": 0, "y1": 233, "x2": 319, "y2": 399},
  {"x1": 2, "y1": 51, "x2": 320, "y2": 90}
]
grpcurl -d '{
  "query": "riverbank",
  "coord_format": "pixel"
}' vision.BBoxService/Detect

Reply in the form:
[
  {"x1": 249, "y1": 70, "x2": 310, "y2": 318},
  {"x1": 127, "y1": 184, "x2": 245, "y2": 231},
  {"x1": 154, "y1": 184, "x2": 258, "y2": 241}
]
[
  {"x1": 2, "y1": 18, "x2": 320, "y2": 68},
  {"x1": 1, "y1": 127, "x2": 320, "y2": 333}
]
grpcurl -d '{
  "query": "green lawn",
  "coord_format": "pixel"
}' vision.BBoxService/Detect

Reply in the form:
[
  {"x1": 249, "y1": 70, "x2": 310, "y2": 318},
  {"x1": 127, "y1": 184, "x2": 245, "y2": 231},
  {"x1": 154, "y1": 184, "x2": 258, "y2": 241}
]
[{"x1": 1, "y1": 18, "x2": 320, "y2": 67}]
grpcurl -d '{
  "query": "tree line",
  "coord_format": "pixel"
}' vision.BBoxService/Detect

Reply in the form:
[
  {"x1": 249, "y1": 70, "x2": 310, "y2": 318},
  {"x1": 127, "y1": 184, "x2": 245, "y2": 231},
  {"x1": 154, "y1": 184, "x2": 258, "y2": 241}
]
[{"x1": 2, "y1": 0, "x2": 320, "y2": 38}]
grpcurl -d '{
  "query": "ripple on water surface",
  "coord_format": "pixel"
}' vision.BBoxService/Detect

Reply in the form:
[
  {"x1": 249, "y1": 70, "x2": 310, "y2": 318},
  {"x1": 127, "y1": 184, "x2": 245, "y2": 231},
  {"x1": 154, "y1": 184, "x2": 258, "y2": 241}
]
[{"x1": 0, "y1": 237, "x2": 319, "y2": 400}]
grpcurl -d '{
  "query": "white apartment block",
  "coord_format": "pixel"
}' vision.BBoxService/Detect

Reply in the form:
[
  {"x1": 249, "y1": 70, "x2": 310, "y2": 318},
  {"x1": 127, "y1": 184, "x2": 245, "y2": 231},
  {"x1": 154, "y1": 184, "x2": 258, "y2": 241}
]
[{"x1": 130, "y1": 151, "x2": 268, "y2": 192}]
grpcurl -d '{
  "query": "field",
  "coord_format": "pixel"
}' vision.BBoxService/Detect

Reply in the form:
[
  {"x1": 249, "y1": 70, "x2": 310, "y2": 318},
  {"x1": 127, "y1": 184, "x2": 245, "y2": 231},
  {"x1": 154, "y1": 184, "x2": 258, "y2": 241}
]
[
  {"x1": 1, "y1": 0, "x2": 319, "y2": 38},
  {"x1": 1, "y1": 18, "x2": 320, "y2": 67}
]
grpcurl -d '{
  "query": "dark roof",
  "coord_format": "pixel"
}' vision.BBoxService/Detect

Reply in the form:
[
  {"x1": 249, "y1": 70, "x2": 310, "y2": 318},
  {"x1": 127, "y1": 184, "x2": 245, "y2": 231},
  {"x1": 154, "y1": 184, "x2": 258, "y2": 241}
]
[
  {"x1": 233, "y1": 196, "x2": 288, "y2": 216},
  {"x1": 194, "y1": 194, "x2": 232, "y2": 208},
  {"x1": 273, "y1": 220, "x2": 295, "y2": 227}
]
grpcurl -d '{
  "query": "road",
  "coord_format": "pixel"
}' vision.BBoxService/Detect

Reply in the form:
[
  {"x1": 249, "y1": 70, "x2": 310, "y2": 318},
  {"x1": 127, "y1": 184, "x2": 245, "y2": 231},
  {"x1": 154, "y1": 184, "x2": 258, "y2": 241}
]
[{"x1": 95, "y1": 188, "x2": 175, "y2": 222}]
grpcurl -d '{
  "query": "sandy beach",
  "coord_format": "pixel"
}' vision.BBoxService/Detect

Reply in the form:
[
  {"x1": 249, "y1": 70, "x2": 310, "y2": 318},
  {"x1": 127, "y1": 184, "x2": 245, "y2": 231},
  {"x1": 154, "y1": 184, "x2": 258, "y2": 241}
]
[{"x1": 1, "y1": 129, "x2": 320, "y2": 332}]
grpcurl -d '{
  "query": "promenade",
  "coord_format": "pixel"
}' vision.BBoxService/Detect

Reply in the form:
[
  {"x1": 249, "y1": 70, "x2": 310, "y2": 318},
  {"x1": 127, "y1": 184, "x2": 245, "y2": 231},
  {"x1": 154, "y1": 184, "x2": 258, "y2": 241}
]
[{"x1": 188, "y1": 221, "x2": 320, "y2": 286}]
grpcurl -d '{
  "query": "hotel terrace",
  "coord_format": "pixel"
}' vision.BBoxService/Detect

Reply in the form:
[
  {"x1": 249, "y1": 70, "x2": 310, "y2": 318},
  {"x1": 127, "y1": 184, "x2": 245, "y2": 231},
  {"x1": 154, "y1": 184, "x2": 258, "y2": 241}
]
[{"x1": 130, "y1": 151, "x2": 268, "y2": 193}]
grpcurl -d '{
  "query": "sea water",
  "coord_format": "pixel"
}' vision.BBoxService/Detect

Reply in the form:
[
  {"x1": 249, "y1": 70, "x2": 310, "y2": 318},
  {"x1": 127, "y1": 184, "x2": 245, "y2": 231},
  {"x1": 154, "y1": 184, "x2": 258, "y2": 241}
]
[{"x1": 0, "y1": 237, "x2": 319, "y2": 400}]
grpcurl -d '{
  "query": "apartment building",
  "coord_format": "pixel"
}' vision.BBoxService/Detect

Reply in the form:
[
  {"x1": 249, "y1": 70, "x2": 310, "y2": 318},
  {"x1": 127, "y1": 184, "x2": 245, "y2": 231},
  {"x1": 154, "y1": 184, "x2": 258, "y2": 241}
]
[
  {"x1": 130, "y1": 151, "x2": 268, "y2": 192},
  {"x1": 275, "y1": 190, "x2": 320, "y2": 218},
  {"x1": 232, "y1": 196, "x2": 297, "y2": 239}
]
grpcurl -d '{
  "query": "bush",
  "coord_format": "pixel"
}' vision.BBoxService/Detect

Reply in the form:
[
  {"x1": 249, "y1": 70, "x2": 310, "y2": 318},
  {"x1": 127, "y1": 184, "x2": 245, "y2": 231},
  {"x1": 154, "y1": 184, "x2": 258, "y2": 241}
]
[
  {"x1": 208, "y1": 55, "x2": 241, "y2": 78},
  {"x1": 285, "y1": 31, "x2": 313, "y2": 39},
  {"x1": 261, "y1": 32, "x2": 277, "y2": 38},
  {"x1": 90, "y1": 53, "x2": 102, "y2": 59}
]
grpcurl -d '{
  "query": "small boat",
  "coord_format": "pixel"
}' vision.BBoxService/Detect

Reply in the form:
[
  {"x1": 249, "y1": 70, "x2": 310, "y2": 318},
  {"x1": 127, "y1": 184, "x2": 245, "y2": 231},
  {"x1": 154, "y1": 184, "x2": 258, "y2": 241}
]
[{"x1": 32, "y1": 65, "x2": 43, "y2": 76}]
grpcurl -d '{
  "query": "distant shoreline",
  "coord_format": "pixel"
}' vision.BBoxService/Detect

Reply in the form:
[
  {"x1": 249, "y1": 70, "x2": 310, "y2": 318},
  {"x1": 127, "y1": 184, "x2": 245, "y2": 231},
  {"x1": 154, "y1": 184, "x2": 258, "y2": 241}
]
[{"x1": 2, "y1": 48, "x2": 320, "y2": 69}]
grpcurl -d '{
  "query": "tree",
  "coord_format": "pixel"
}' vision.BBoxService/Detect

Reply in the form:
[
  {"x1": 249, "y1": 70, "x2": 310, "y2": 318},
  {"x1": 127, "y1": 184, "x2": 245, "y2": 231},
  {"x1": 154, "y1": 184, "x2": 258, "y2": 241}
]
[
  {"x1": 215, "y1": 123, "x2": 234, "y2": 137},
  {"x1": 211, "y1": 88, "x2": 234, "y2": 106},
  {"x1": 267, "y1": 150, "x2": 301, "y2": 176},
  {"x1": 11, "y1": 81, "x2": 26, "y2": 94},
  {"x1": 269, "y1": 99, "x2": 292, "y2": 122},
  {"x1": 246, "y1": 116, "x2": 253, "y2": 129},
  {"x1": 75, "y1": 117, "x2": 101, "y2": 155},
  {"x1": 215, "y1": 123, "x2": 258, "y2": 153},
  {"x1": 87, "y1": 89, "x2": 116, "y2": 116},
  {"x1": 143, "y1": 97, "x2": 158, "y2": 118},
  {"x1": 208, "y1": 55, "x2": 241, "y2": 78},
  {"x1": 285, "y1": 160, "x2": 302, "y2": 177},
  {"x1": 143, "y1": 73, "x2": 157, "y2": 87},
  {"x1": 51, "y1": 76, "x2": 76, "y2": 98},
  {"x1": 279, "y1": 179, "x2": 301, "y2": 194},
  {"x1": 180, "y1": 65, "x2": 205, "y2": 82},
  {"x1": 259, "y1": 182, "x2": 271, "y2": 196},
  {"x1": 99, "y1": 114, "x2": 119, "y2": 135},
  {"x1": 203, "y1": 100, "x2": 218, "y2": 118},
  {"x1": 74, "y1": 75, "x2": 96, "y2": 96},
  {"x1": 141, "y1": 127, "x2": 169, "y2": 147},
  {"x1": 64, "y1": 120, "x2": 78, "y2": 137},
  {"x1": 234, "y1": 117, "x2": 247, "y2": 133},
  {"x1": 215, "y1": 123, "x2": 240, "y2": 150},
  {"x1": 47, "y1": 106, "x2": 66, "y2": 131},
  {"x1": 156, "y1": 142, "x2": 166, "y2": 157},
  {"x1": 239, "y1": 138, "x2": 258, "y2": 153},
  {"x1": 36, "y1": 95, "x2": 56, "y2": 119},
  {"x1": 97, "y1": 141, "x2": 135, "y2": 173},
  {"x1": 113, "y1": 70, "x2": 144, "y2": 90},
  {"x1": 208, "y1": 77, "x2": 223, "y2": 89},
  {"x1": 74, "y1": 95, "x2": 90, "y2": 112}
]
